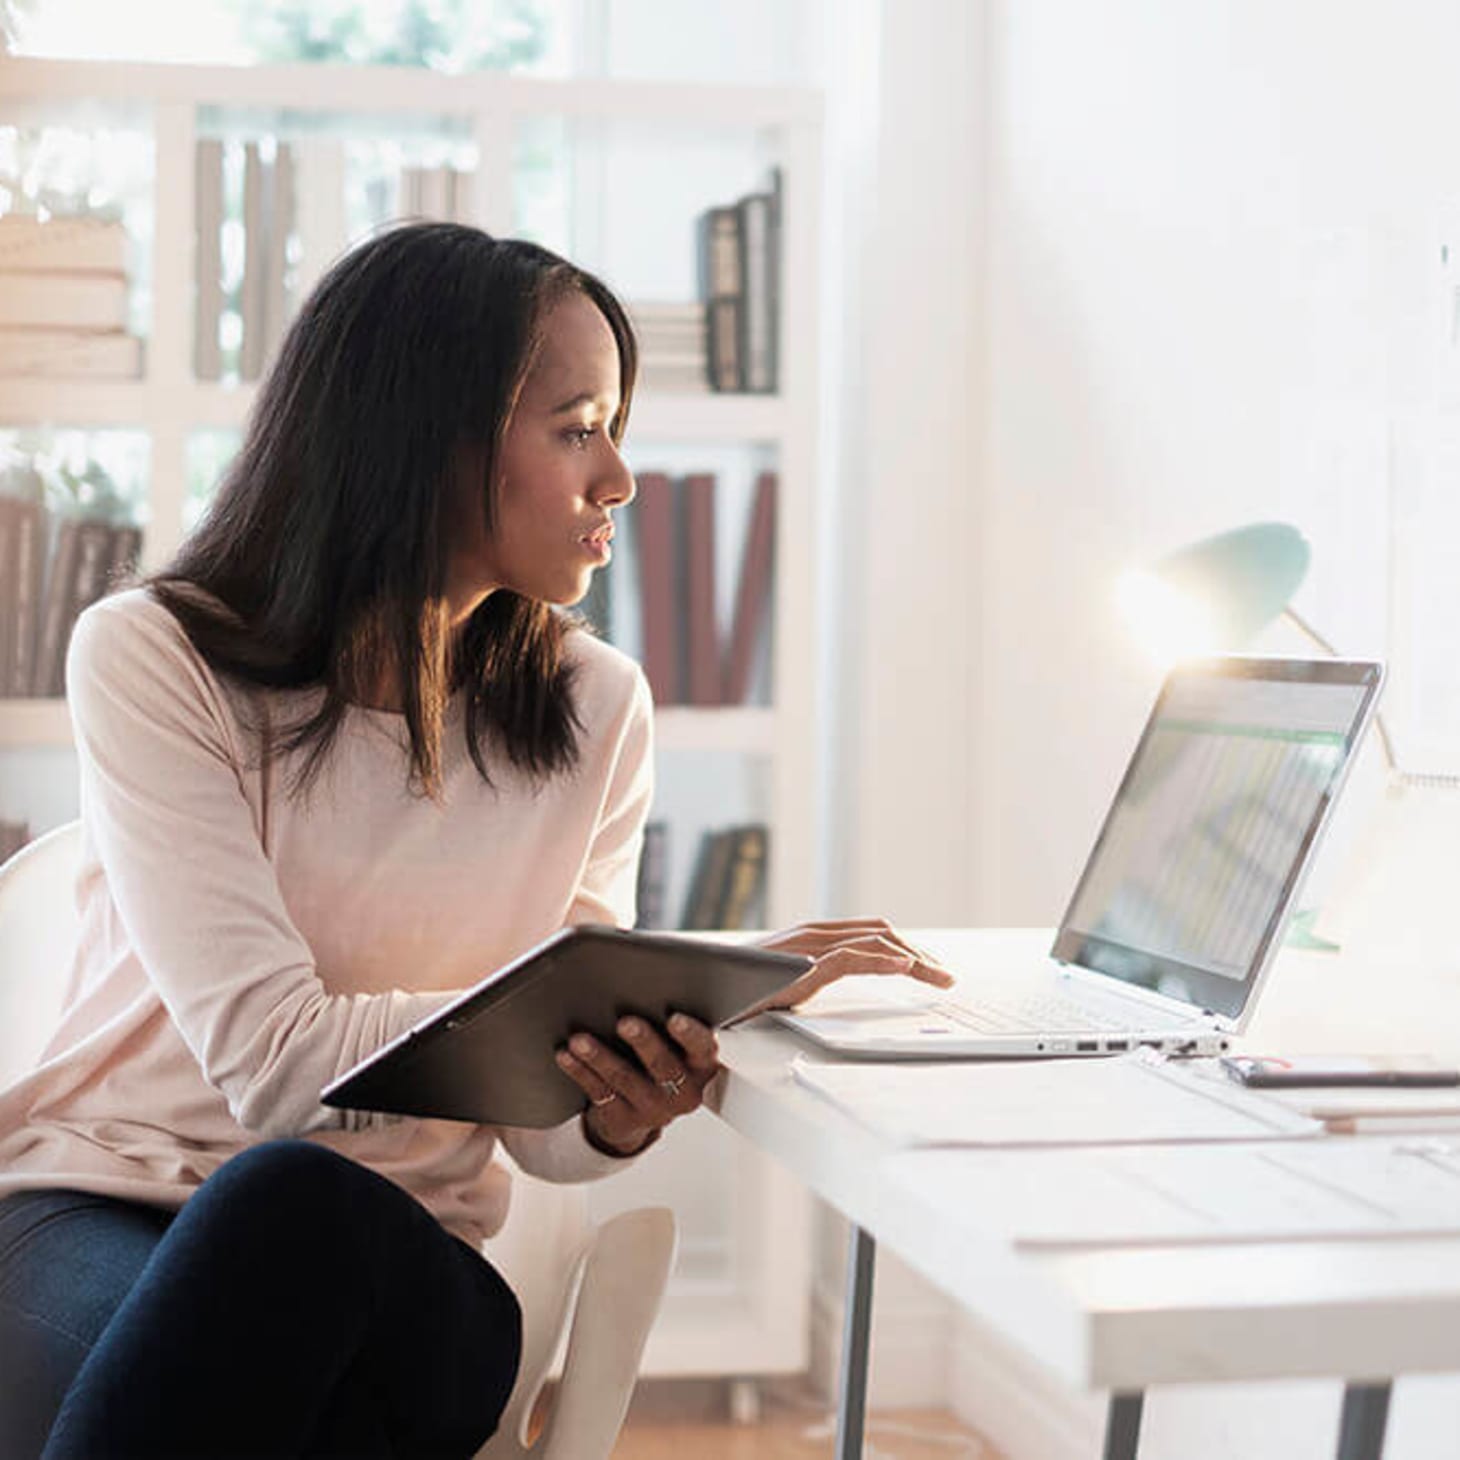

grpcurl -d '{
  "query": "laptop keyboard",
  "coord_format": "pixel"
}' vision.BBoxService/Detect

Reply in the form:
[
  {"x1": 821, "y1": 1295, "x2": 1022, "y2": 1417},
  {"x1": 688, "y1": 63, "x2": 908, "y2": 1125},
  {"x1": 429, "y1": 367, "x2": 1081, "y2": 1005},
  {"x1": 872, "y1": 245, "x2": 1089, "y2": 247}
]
[{"x1": 930, "y1": 993, "x2": 1138, "y2": 1035}]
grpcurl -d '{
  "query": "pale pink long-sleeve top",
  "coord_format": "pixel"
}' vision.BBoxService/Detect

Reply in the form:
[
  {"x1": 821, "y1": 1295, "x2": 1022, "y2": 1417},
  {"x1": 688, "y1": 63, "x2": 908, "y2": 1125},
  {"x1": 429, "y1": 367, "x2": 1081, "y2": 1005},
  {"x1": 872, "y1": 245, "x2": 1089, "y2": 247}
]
[{"x1": 0, "y1": 588, "x2": 655, "y2": 1246}]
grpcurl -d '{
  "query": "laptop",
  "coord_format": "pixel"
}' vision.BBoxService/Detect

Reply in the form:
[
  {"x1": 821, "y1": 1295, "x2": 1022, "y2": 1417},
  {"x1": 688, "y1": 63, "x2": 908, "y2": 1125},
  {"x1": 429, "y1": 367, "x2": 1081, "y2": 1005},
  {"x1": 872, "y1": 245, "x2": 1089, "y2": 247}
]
[{"x1": 776, "y1": 655, "x2": 1385, "y2": 1059}]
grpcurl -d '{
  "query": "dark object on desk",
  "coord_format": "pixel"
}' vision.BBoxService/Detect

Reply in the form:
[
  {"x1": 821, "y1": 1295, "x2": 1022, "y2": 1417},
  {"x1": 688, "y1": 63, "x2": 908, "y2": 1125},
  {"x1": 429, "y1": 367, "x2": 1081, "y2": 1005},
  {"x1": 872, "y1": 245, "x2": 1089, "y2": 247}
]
[
  {"x1": 321, "y1": 926, "x2": 811, "y2": 1129},
  {"x1": 1221, "y1": 1055, "x2": 1460, "y2": 1089}
]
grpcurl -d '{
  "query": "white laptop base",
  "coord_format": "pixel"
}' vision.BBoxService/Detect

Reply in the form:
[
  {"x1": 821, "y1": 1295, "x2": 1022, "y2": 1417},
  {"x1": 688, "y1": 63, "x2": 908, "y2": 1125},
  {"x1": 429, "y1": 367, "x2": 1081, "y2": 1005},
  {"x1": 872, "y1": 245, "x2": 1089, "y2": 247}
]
[
  {"x1": 774, "y1": 655, "x2": 1383, "y2": 1063},
  {"x1": 774, "y1": 965, "x2": 1229, "y2": 1059}
]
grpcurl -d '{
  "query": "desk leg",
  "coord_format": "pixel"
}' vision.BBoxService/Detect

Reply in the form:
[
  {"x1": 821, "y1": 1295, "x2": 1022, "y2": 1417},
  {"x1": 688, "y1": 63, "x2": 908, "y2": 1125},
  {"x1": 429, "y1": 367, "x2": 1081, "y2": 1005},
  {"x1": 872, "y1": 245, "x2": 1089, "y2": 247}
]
[
  {"x1": 835, "y1": 1223, "x2": 877, "y2": 1460},
  {"x1": 1103, "y1": 1391, "x2": 1144, "y2": 1460},
  {"x1": 1336, "y1": 1383, "x2": 1391, "y2": 1460}
]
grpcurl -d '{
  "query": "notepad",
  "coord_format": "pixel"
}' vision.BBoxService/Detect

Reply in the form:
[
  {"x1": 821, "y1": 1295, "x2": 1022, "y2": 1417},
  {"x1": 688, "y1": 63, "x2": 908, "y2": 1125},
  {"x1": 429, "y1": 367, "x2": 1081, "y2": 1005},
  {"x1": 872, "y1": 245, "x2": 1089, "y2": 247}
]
[
  {"x1": 887, "y1": 1137, "x2": 1460, "y2": 1249},
  {"x1": 789, "y1": 1052, "x2": 1321, "y2": 1148}
]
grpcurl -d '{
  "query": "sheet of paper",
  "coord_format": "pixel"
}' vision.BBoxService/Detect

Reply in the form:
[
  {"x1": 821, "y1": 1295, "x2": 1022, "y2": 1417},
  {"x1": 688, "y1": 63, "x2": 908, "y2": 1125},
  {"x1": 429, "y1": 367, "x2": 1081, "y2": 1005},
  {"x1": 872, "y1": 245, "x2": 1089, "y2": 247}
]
[
  {"x1": 887, "y1": 1138, "x2": 1460, "y2": 1250},
  {"x1": 789, "y1": 1053, "x2": 1321, "y2": 1148}
]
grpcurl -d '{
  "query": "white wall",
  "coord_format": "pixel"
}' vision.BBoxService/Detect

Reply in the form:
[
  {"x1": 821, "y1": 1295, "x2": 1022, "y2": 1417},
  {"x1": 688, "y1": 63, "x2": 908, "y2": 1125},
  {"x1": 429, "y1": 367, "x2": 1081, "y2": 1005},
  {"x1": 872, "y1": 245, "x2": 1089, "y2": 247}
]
[
  {"x1": 973, "y1": 0, "x2": 1460, "y2": 925},
  {"x1": 937, "y1": 2, "x2": 1460, "y2": 1453}
]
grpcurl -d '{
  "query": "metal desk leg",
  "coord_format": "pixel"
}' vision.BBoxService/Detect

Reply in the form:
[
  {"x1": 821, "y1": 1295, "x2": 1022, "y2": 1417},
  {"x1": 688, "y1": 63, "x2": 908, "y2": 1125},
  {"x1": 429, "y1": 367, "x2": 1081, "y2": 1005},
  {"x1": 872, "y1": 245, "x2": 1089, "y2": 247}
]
[
  {"x1": 835, "y1": 1223, "x2": 877, "y2": 1460},
  {"x1": 1103, "y1": 1391, "x2": 1145, "y2": 1460},
  {"x1": 1337, "y1": 1383, "x2": 1392, "y2": 1460}
]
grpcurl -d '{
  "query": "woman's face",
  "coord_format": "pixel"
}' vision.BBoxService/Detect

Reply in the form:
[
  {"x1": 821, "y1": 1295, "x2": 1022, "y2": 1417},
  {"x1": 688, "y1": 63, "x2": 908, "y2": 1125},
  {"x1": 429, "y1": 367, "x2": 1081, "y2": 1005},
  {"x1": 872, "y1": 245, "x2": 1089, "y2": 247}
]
[{"x1": 446, "y1": 291, "x2": 635, "y2": 622}]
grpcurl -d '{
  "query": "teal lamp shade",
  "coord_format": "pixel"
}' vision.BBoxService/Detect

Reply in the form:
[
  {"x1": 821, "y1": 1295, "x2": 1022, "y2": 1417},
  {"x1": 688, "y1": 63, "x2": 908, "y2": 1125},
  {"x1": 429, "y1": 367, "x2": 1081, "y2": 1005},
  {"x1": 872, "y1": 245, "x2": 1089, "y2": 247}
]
[{"x1": 1119, "y1": 522, "x2": 1311, "y2": 658}]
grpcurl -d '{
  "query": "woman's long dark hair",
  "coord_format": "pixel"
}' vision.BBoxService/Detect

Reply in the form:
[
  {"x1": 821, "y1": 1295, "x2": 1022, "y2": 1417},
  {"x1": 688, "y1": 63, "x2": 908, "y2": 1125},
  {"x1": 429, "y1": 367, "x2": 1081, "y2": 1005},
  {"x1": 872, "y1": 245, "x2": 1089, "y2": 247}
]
[{"x1": 150, "y1": 223, "x2": 638, "y2": 800}]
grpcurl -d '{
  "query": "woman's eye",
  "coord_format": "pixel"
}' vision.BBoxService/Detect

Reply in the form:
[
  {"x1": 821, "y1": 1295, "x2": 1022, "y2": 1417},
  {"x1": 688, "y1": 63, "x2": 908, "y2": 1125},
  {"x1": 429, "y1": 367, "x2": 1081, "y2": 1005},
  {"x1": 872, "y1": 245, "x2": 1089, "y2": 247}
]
[{"x1": 564, "y1": 426, "x2": 595, "y2": 448}]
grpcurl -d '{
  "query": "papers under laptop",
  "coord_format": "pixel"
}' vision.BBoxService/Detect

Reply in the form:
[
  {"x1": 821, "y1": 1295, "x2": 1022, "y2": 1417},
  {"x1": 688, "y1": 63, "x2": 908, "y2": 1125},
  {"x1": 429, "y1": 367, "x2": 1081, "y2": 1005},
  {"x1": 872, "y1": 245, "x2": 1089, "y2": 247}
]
[{"x1": 776, "y1": 656, "x2": 1385, "y2": 1059}]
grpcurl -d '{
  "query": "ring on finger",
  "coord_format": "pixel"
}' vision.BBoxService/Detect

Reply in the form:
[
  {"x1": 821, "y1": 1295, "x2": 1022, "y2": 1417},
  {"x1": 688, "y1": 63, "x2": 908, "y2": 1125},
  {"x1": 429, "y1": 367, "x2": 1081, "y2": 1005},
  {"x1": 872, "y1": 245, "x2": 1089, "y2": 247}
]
[
  {"x1": 591, "y1": 1091, "x2": 618, "y2": 1107},
  {"x1": 659, "y1": 1072, "x2": 687, "y2": 1097}
]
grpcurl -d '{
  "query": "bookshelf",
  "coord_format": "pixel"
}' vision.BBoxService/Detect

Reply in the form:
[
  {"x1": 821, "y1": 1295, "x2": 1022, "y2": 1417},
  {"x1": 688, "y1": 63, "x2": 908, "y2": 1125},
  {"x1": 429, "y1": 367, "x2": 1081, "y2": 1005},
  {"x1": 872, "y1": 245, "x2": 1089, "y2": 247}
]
[{"x1": 0, "y1": 55, "x2": 823, "y2": 1388}]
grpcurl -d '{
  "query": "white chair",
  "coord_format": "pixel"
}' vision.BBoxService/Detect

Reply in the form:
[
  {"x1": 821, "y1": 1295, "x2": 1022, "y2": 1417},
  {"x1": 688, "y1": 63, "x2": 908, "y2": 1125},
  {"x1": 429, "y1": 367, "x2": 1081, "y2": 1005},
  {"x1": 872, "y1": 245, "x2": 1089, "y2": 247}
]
[{"x1": 0, "y1": 820, "x2": 676, "y2": 1460}]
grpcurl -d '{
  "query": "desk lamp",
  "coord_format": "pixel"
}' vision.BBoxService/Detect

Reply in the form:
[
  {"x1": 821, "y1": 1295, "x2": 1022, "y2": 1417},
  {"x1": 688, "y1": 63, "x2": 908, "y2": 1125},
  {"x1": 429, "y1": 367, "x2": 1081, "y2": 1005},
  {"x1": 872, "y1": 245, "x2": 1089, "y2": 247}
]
[{"x1": 1117, "y1": 521, "x2": 1399, "y2": 771}]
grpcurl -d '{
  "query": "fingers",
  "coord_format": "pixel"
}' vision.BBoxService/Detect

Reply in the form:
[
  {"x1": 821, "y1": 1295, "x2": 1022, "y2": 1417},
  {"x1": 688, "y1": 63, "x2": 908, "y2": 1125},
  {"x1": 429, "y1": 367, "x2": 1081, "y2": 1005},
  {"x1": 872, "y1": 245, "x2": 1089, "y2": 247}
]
[
  {"x1": 616, "y1": 1017, "x2": 703, "y2": 1111},
  {"x1": 666, "y1": 1011, "x2": 720, "y2": 1076},
  {"x1": 757, "y1": 920, "x2": 956, "y2": 989}
]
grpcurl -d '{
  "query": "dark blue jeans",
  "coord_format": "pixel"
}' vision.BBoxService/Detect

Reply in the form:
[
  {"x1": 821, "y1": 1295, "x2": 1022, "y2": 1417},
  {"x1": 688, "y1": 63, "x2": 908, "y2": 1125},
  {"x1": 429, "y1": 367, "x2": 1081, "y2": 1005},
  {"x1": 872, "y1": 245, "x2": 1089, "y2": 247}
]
[{"x1": 0, "y1": 1140, "x2": 521, "y2": 1459}]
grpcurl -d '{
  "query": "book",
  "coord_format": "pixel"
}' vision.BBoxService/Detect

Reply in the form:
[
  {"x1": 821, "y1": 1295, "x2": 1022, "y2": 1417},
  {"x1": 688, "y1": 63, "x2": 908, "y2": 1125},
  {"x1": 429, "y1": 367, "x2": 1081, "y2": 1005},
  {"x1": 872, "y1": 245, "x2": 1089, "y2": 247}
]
[
  {"x1": 193, "y1": 138, "x2": 225, "y2": 380},
  {"x1": 33, "y1": 516, "x2": 80, "y2": 699},
  {"x1": 0, "y1": 328, "x2": 143, "y2": 379},
  {"x1": 633, "y1": 470, "x2": 679, "y2": 705},
  {"x1": 697, "y1": 205, "x2": 744, "y2": 391},
  {"x1": 0, "y1": 497, "x2": 16, "y2": 694},
  {"x1": 0, "y1": 215, "x2": 128, "y2": 273},
  {"x1": 723, "y1": 470, "x2": 777, "y2": 704},
  {"x1": 35, "y1": 517, "x2": 112, "y2": 697},
  {"x1": 106, "y1": 523, "x2": 143, "y2": 592},
  {"x1": 263, "y1": 141, "x2": 295, "y2": 367},
  {"x1": 635, "y1": 820, "x2": 670, "y2": 931},
  {"x1": 717, "y1": 824, "x2": 769, "y2": 930},
  {"x1": 737, "y1": 187, "x2": 777, "y2": 393},
  {"x1": 680, "y1": 472, "x2": 720, "y2": 706},
  {"x1": 8, "y1": 497, "x2": 46, "y2": 696},
  {"x1": 239, "y1": 141, "x2": 266, "y2": 381},
  {"x1": 0, "y1": 272, "x2": 128, "y2": 330},
  {"x1": 680, "y1": 827, "x2": 739, "y2": 931}
]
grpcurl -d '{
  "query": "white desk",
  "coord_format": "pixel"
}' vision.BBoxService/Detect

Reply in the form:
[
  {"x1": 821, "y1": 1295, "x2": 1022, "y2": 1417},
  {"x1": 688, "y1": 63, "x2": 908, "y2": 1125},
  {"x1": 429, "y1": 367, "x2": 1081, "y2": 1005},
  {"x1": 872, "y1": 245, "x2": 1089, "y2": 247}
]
[{"x1": 709, "y1": 929, "x2": 1460, "y2": 1460}]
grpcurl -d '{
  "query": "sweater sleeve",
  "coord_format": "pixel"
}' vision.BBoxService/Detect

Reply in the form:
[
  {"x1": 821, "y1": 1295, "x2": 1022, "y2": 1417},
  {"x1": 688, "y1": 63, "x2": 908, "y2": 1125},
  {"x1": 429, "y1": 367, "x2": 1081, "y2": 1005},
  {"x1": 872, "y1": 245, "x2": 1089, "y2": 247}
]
[
  {"x1": 498, "y1": 661, "x2": 656, "y2": 1182},
  {"x1": 563, "y1": 665, "x2": 655, "y2": 929},
  {"x1": 66, "y1": 597, "x2": 459, "y2": 1139}
]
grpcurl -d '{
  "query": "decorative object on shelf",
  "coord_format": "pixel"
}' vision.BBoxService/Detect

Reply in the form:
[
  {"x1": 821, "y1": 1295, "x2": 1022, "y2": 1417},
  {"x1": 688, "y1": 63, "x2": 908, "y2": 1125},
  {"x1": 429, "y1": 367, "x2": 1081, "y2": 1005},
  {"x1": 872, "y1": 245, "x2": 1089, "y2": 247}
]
[
  {"x1": 680, "y1": 823, "x2": 769, "y2": 931},
  {"x1": 629, "y1": 301, "x2": 708, "y2": 395},
  {"x1": 0, "y1": 213, "x2": 142, "y2": 379},
  {"x1": 695, "y1": 168, "x2": 781, "y2": 394}
]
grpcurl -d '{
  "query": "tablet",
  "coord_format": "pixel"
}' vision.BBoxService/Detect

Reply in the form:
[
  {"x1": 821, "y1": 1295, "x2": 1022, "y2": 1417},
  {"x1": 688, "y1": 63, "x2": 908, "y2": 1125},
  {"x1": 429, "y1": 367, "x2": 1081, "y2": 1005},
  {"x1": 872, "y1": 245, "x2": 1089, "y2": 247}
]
[{"x1": 320, "y1": 925, "x2": 812, "y2": 1129}]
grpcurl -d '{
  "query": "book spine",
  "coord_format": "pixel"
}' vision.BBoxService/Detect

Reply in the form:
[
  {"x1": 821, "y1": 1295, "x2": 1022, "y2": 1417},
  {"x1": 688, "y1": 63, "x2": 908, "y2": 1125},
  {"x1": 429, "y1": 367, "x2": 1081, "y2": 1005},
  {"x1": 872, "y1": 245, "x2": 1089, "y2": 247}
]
[
  {"x1": 634, "y1": 470, "x2": 679, "y2": 706},
  {"x1": 50, "y1": 519, "x2": 113, "y2": 694},
  {"x1": 0, "y1": 328, "x2": 143, "y2": 379},
  {"x1": 262, "y1": 141, "x2": 295, "y2": 368},
  {"x1": 193, "y1": 138, "x2": 225, "y2": 380},
  {"x1": 682, "y1": 472, "x2": 721, "y2": 706},
  {"x1": 738, "y1": 191, "x2": 774, "y2": 393},
  {"x1": 717, "y1": 824, "x2": 769, "y2": 930},
  {"x1": 33, "y1": 515, "x2": 79, "y2": 698},
  {"x1": 0, "y1": 498, "x2": 16, "y2": 696},
  {"x1": 680, "y1": 827, "x2": 738, "y2": 931},
  {"x1": 0, "y1": 273, "x2": 129, "y2": 330},
  {"x1": 8, "y1": 499, "x2": 46, "y2": 697},
  {"x1": 239, "y1": 141, "x2": 266, "y2": 382},
  {"x1": 697, "y1": 205, "x2": 744, "y2": 391},
  {"x1": 635, "y1": 820, "x2": 670, "y2": 931},
  {"x1": 106, "y1": 523, "x2": 144, "y2": 592},
  {"x1": 0, "y1": 819, "x2": 30, "y2": 864},
  {"x1": 723, "y1": 470, "x2": 777, "y2": 705},
  {"x1": 0, "y1": 216, "x2": 129, "y2": 272}
]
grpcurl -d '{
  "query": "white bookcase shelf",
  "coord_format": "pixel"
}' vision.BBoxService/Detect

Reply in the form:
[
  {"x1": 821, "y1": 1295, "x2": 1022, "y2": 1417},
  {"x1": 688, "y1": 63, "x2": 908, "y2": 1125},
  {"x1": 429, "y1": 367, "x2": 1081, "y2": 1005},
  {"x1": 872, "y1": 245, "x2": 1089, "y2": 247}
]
[{"x1": 0, "y1": 54, "x2": 823, "y2": 1386}]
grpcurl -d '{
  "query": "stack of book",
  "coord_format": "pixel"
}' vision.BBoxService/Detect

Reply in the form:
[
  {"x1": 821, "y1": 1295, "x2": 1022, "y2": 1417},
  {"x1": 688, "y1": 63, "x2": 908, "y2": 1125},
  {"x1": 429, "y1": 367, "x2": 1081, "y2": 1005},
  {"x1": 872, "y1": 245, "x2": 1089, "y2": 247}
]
[
  {"x1": 0, "y1": 214, "x2": 142, "y2": 379},
  {"x1": 679, "y1": 823, "x2": 770, "y2": 931},
  {"x1": 629, "y1": 302, "x2": 709, "y2": 394},
  {"x1": 634, "y1": 469, "x2": 776, "y2": 707},
  {"x1": 0, "y1": 464, "x2": 143, "y2": 700},
  {"x1": 695, "y1": 168, "x2": 781, "y2": 393}
]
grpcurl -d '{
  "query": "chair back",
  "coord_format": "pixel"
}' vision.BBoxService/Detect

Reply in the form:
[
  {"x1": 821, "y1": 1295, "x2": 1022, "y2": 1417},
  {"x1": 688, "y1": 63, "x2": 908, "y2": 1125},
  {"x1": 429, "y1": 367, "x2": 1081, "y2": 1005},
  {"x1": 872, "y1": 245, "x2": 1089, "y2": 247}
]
[{"x1": 0, "y1": 820, "x2": 82, "y2": 1086}]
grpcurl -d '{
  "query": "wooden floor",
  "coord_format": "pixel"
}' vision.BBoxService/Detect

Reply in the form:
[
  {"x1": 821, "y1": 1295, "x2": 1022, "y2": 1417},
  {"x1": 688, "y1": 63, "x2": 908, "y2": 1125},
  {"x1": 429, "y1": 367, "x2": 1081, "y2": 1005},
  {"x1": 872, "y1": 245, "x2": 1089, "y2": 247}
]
[{"x1": 610, "y1": 1380, "x2": 1002, "y2": 1459}]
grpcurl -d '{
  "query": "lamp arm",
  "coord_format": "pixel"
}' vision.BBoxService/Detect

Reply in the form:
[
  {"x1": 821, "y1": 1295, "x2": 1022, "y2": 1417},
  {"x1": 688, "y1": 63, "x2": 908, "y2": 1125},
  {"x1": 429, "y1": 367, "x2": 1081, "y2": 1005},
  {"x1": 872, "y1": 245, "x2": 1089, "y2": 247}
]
[{"x1": 1280, "y1": 607, "x2": 1398, "y2": 773}]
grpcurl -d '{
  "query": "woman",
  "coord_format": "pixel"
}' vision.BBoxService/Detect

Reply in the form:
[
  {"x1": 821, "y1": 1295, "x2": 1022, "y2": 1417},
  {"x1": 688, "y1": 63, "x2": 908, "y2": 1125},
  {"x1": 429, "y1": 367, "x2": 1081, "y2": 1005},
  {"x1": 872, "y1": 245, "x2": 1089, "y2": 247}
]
[{"x1": 0, "y1": 222, "x2": 950, "y2": 1459}]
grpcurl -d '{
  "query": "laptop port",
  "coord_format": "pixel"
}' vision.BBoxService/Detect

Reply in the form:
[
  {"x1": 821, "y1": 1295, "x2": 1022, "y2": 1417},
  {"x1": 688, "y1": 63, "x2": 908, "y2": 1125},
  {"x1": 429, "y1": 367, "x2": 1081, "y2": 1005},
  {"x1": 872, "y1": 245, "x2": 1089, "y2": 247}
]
[
  {"x1": 1076, "y1": 1040, "x2": 1099, "y2": 1052},
  {"x1": 1106, "y1": 1039, "x2": 1129, "y2": 1052}
]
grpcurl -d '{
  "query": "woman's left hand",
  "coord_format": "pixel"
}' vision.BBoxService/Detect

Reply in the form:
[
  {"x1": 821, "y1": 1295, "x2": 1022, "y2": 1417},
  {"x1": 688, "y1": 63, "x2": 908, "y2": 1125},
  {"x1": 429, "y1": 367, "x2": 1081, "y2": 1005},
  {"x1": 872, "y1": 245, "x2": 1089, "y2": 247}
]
[{"x1": 556, "y1": 1012, "x2": 719, "y2": 1157}]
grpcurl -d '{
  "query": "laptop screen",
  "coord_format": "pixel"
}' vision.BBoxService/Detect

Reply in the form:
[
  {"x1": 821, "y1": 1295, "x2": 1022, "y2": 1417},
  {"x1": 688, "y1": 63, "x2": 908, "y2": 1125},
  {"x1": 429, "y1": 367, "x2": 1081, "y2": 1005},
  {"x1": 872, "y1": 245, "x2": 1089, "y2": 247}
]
[{"x1": 1051, "y1": 657, "x2": 1384, "y2": 1020}]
